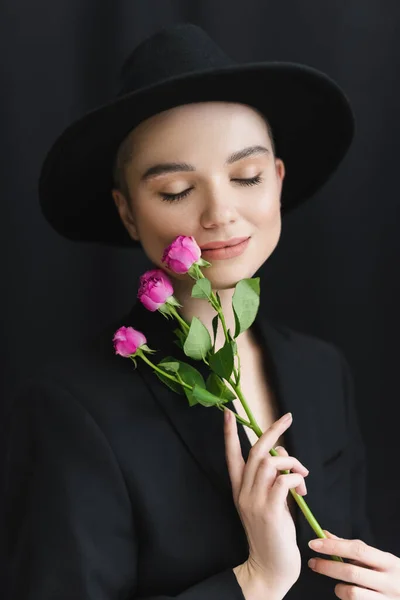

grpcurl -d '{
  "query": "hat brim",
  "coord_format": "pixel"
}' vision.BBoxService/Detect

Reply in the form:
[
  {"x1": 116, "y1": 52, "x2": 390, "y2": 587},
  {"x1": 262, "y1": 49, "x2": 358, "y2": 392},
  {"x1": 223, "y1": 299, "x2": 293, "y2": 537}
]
[{"x1": 38, "y1": 62, "x2": 354, "y2": 247}]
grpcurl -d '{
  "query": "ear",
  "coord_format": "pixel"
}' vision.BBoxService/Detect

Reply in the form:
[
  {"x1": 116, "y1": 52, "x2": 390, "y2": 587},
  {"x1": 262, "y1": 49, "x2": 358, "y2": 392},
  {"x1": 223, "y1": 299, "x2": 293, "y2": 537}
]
[
  {"x1": 275, "y1": 158, "x2": 285, "y2": 203},
  {"x1": 275, "y1": 158, "x2": 285, "y2": 184},
  {"x1": 112, "y1": 189, "x2": 140, "y2": 241}
]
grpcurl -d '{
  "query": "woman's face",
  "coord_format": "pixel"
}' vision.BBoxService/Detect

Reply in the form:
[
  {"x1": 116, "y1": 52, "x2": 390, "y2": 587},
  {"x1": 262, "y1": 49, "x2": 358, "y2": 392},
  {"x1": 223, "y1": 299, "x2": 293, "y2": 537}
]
[{"x1": 112, "y1": 101, "x2": 285, "y2": 290}]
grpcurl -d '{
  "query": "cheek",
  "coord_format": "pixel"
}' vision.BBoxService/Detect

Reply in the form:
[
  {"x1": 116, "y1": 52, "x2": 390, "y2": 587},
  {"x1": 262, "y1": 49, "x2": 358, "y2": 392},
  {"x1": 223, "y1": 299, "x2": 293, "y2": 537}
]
[
  {"x1": 138, "y1": 202, "x2": 176, "y2": 239},
  {"x1": 248, "y1": 189, "x2": 281, "y2": 225},
  {"x1": 135, "y1": 203, "x2": 193, "y2": 272}
]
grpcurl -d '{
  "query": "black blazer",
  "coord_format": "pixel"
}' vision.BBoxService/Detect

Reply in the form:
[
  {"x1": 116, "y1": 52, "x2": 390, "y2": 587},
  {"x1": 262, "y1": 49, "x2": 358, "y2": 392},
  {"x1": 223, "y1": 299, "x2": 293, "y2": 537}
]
[{"x1": 5, "y1": 300, "x2": 375, "y2": 600}]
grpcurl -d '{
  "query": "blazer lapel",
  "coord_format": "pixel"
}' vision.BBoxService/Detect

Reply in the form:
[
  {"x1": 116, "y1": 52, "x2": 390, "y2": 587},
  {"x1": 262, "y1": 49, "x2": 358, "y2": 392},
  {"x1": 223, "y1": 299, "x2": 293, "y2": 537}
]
[
  {"x1": 257, "y1": 316, "x2": 325, "y2": 547},
  {"x1": 126, "y1": 300, "x2": 324, "y2": 548},
  {"x1": 126, "y1": 300, "x2": 245, "y2": 502}
]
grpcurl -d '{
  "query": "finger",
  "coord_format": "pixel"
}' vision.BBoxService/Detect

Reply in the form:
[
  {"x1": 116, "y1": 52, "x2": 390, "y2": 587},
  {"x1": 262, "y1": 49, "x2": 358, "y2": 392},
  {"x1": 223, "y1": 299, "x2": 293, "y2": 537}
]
[
  {"x1": 274, "y1": 445, "x2": 289, "y2": 456},
  {"x1": 223, "y1": 409, "x2": 245, "y2": 502},
  {"x1": 276, "y1": 446, "x2": 309, "y2": 476},
  {"x1": 251, "y1": 445, "x2": 308, "y2": 497},
  {"x1": 252, "y1": 445, "x2": 288, "y2": 499},
  {"x1": 253, "y1": 459, "x2": 307, "y2": 499},
  {"x1": 308, "y1": 556, "x2": 387, "y2": 593},
  {"x1": 323, "y1": 529, "x2": 341, "y2": 539},
  {"x1": 269, "y1": 472, "x2": 308, "y2": 507},
  {"x1": 308, "y1": 537, "x2": 393, "y2": 572},
  {"x1": 268, "y1": 455, "x2": 309, "y2": 477},
  {"x1": 241, "y1": 414, "x2": 293, "y2": 494},
  {"x1": 334, "y1": 583, "x2": 384, "y2": 599},
  {"x1": 322, "y1": 530, "x2": 364, "y2": 564}
]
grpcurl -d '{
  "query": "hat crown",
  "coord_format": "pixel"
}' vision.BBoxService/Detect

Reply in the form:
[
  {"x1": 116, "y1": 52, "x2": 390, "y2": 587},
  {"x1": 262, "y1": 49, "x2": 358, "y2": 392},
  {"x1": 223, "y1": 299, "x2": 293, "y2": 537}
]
[{"x1": 118, "y1": 23, "x2": 233, "y2": 95}]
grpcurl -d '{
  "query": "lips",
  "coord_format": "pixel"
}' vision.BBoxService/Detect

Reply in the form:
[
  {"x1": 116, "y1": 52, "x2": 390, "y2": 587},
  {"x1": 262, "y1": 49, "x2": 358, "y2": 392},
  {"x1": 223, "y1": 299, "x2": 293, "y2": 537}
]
[
  {"x1": 200, "y1": 236, "x2": 250, "y2": 250},
  {"x1": 200, "y1": 237, "x2": 250, "y2": 260}
]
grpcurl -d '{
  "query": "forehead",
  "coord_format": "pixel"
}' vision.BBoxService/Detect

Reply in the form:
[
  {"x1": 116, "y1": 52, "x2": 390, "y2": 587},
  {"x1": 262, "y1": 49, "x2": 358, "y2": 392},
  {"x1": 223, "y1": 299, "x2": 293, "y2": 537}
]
[{"x1": 126, "y1": 102, "x2": 270, "y2": 158}]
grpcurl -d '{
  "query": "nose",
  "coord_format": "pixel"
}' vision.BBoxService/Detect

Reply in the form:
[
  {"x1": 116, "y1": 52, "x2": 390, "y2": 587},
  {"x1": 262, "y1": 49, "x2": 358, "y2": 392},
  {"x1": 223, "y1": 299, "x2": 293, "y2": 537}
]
[{"x1": 199, "y1": 188, "x2": 237, "y2": 229}]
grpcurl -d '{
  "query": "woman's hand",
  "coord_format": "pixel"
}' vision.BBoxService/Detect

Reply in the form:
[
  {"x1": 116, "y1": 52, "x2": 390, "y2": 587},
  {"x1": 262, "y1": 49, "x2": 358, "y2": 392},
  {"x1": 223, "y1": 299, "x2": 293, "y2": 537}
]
[
  {"x1": 308, "y1": 529, "x2": 400, "y2": 598},
  {"x1": 224, "y1": 410, "x2": 309, "y2": 599}
]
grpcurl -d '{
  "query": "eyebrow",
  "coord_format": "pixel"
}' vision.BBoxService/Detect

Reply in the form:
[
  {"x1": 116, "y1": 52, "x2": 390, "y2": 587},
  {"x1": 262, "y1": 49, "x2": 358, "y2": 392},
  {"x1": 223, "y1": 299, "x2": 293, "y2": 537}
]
[{"x1": 140, "y1": 145, "x2": 270, "y2": 182}]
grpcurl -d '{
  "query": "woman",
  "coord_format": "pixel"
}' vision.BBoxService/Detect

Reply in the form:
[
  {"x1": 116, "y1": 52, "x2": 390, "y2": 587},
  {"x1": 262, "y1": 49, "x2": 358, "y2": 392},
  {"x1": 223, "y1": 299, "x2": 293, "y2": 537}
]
[{"x1": 6, "y1": 23, "x2": 400, "y2": 600}]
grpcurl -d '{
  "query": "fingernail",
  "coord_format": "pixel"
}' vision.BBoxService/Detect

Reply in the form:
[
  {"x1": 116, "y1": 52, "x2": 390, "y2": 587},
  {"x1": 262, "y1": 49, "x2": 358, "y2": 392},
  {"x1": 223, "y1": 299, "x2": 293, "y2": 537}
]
[
  {"x1": 308, "y1": 558, "x2": 316, "y2": 569},
  {"x1": 308, "y1": 539, "x2": 323, "y2": 549},
  {"x1": 283, "y1": 412, "x2": 292, "y2": 422},
  {"x1": 224, "y1": 409, "x2": 229, "y2": 423},
  {"x1": 275, "y1": 445, "x2": 283, "y2": 451}
]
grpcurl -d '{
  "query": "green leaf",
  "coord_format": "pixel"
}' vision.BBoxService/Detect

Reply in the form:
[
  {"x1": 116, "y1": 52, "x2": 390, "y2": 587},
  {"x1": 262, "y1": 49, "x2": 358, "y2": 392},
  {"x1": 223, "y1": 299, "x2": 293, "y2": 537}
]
[
  {"x1": 155, "y1": 357, "x2": 182, "y2": 393},
  {"x1": 158, "y1": 361, "x2": 180, "y2": 372},
  {"x1": 190, "y1": 384, "x2": 224, "y2": 407},
  {"x1": 157, "y1": 304, "x2": 174, "y2": 319},
  {"x1": 140, "y1": 344, "x2": 157, "y2": 354},
  {"x1": 232, "y1": 277, "x2": 260, "y2": 337},
  {"x1": 208, "y1": 338, "x2": 235, "y2": 381},
  {"x1": 227, "y1": 329, "x2": 237, "y2": 354},
  {"x1": 211, "y1": 315, "x2": 218, "y2": 349},
  {"x1": 165, "y1": 295, "x2": 183, "y2": 308},
  {"x1": 215, "y1": 290, "x2": 222, "y2": 308},
  {"x1": 196, "y1": 257, "x2": 212, "y2": 268},
  {"x1": 179, "y1": 362, "x2": 207, "y2": 407},
  {"x1": 206, "y1": 373, "x2": 236, "y2": 402},
  {"x1": 173, "y1": 327, "x2": 186, "y2": 348},
  {"x1": 191, "y1": 278, "x2": 212, "y2": 300},
  {"x1": 154, "y1": 371, "x2": 183, "y2": 394},
  {"x1": 183, "y1": 316, "x2": 212, "y2": 360},
  {"x1": 156, "y1": 357, "x2": 206, "y2": 405}
]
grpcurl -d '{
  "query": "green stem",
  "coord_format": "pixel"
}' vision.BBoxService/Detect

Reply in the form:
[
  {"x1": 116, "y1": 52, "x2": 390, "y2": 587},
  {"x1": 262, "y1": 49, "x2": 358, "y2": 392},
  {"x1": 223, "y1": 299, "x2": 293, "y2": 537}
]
[
  {"x1": 234, "y1": 353, "x2": 241, "y2": 385},
  {"x1": 216, "y1": 405, "x2": 252, "y2": 427},
  {"x1": 168, "y1": 305, "x2": 190, "y2": 333}
]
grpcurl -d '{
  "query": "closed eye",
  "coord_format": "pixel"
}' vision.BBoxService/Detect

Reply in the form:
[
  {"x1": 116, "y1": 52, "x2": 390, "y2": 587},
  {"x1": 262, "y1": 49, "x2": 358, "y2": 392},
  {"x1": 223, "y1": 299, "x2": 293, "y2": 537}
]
[{"x1": 160, "y1": 174, "x2": 263, "y2": 203}]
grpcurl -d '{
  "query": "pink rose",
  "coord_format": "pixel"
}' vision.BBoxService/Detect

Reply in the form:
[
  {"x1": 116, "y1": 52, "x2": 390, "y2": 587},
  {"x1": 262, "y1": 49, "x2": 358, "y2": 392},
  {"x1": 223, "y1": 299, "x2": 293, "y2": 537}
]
[
  {"x1": 162, "y1": 235, "x2": 201, "y2": 274},
  {"x1": 113, "y1": 326, "x2": 146, "y2": 357},
  {"x1": 138, "y1": 269, "x2": 174, "y2": 311}
]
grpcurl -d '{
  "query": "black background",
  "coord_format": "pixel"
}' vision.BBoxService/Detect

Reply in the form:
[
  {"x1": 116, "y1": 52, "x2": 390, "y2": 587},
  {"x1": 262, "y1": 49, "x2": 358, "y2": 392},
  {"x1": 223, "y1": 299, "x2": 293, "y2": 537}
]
[{"x1": 2, "y1": 0, "x2": 400, "y2": 585}]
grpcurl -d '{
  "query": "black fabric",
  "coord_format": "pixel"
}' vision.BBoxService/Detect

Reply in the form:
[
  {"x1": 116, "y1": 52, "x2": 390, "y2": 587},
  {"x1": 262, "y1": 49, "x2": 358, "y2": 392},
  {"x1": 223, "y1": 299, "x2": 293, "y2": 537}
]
[
  {"x1": 38, "y1": 23, "x2": 354, "y2": 247},
  {"x1": 5, "y1": 300, "x2": 375, "y2": 599}
]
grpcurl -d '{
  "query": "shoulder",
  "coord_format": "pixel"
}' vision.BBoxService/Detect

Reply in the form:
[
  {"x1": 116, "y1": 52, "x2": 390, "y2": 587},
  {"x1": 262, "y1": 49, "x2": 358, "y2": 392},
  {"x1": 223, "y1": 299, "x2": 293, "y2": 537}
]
[
  {"x1": 9, "y1": 316, "x2": 151, "y2": 424},
  {"x1": 262, "y1": 317, "x2": 354, "y2": 428},
  {"x1": 264, "y1": 317, "x2": 349, "y2": 375}
]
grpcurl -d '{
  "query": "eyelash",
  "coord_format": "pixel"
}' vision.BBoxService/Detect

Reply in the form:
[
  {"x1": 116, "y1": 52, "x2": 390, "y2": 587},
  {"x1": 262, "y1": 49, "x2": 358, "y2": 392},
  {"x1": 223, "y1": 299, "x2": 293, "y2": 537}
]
[{"x1": 160, "y1": 174, "x2": 264, "y2": 203}]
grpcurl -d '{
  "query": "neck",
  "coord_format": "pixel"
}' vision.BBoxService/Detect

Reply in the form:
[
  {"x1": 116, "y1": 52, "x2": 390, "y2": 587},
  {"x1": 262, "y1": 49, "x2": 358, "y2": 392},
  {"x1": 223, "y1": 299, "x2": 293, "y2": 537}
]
[{"x1": 172, "y1": 279, "x2": 255, "y2": 352}]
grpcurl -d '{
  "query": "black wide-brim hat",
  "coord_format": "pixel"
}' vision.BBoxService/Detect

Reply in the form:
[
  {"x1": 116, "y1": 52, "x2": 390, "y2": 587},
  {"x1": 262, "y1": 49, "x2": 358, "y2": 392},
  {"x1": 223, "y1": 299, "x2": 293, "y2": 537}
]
[{"x1": 38, "y1": 22, "x2": 355, "y2": 248}]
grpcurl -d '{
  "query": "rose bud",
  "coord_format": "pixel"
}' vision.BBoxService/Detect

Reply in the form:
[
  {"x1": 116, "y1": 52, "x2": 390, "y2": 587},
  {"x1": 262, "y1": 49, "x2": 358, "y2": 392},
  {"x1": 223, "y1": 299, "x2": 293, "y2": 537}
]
[
  {"x1": 137, "y1": 269, "x2": 174, "y2": 311},
  {"x1": 162, "y1": 235, "x2": 201, "y2": 274},
  {"x1": 113, "y1": 326, "x2": 147, "y2": 357}
]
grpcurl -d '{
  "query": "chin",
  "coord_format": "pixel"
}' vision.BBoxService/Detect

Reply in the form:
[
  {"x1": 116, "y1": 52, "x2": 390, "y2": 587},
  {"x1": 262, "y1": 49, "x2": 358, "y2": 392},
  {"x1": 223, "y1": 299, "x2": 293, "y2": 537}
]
[{"x1": 205, "y1": 265, "x2": 258, "y2": 291}]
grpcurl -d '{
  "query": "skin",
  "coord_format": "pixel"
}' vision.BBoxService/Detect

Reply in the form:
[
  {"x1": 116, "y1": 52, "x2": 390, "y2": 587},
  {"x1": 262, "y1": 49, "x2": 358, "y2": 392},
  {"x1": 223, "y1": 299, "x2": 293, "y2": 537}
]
[
  {"x1": 112, "y1": 101, "x2": 284, "y2": 352},
  {"x1": 308, "y1": 530, "x2": 400, "y2": 599}
]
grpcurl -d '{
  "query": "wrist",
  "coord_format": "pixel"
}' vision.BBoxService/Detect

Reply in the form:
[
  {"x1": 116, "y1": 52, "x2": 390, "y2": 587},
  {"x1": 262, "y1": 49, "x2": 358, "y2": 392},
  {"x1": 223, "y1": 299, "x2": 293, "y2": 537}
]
[{"x1": 233, "y1": 561, "x2": 283, "y2": 600}]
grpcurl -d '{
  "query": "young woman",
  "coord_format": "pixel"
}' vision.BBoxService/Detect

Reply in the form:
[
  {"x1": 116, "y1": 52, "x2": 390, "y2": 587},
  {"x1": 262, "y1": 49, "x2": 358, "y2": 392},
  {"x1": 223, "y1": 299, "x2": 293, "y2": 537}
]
[{"x1": 6, "y1": 23, "x2": 400, "y2": 600}]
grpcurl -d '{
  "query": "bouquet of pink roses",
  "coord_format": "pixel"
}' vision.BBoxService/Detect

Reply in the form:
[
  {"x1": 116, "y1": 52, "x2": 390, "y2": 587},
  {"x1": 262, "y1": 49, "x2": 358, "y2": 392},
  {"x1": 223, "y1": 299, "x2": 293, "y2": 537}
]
[{"x1": 113, "y1": 234, "x2": 343, "y2": 563}]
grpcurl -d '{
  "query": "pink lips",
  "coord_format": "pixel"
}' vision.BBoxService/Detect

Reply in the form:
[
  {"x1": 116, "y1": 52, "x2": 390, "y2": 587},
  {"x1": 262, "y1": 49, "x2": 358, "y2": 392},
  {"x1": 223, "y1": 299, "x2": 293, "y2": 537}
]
[
  {"x1": 200, "y1": 236, "x2": 250, "y2": 250},
  {"x1": 200, "y1": 237, "x2": 250, "y2": 260}
]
